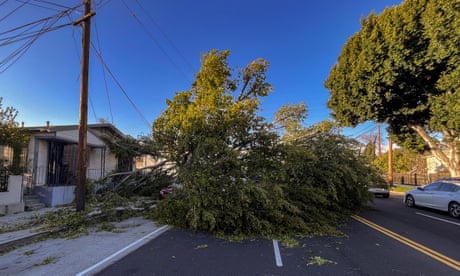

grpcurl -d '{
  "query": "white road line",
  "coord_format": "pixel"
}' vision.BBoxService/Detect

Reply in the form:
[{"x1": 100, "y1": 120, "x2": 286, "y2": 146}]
[
  {"x1": 272, "y1": 240, "x2": 283, "y2": 267},
  {"x1": 76, "y1": 225, "x2": 169, "y2": 276},
  {"x1": 416, "y1": 212, "x2": 460, "y2": 227}
]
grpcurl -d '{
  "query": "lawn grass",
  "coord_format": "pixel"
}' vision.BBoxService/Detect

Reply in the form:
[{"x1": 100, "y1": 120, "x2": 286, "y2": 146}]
[{"x1": 391, "y1": 186, "x2": 415, "y2": 193}]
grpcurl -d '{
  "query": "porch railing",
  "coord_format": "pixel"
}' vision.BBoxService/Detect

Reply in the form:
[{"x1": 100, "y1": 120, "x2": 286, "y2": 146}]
[{"x1": 32, "y1": 166, "x2": 109, "y2": 187}]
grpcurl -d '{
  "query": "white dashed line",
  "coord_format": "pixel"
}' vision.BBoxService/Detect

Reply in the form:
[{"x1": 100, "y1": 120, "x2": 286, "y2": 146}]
[
  {"x1": 416, "y1": 212, "x2": 460, "y2": 226},
  {"x1": 272, "y1": 240, "x2": 283, "y2": 267}
]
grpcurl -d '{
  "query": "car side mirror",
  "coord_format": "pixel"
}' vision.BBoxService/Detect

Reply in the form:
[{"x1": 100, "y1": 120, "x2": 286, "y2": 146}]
[{"x1": 417, "y1": 187, "x2": 424, "y2": 191}]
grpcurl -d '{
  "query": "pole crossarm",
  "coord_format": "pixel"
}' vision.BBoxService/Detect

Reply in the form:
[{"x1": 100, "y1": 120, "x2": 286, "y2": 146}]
[{"x1": 73, "y1": 11, "x2": 96, "y2": 26}]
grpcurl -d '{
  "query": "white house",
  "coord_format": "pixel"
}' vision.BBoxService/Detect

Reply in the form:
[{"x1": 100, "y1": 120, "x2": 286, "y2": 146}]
[{"x1": 23, "y1": 123, "x2": 131, "y2": 207}]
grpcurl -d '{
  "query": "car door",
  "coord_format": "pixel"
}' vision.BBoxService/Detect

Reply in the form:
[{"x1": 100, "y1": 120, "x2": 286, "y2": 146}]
[
  {"x1": 430, "y1": 183, "x2": 457, "y2": 211},
  {"x1": 415, "y1": 182, "x2": 441, "y2": 207}
]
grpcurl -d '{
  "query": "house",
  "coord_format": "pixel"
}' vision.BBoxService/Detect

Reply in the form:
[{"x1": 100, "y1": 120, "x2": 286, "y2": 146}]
[{"x1": 22, "y1": 122, "x2": 132, "y2": 207}]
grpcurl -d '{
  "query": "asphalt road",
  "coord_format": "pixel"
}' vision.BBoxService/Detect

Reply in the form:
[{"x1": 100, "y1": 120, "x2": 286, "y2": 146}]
[{"x1": 97, "y1": 195, "x2": 460, "y2": 276}]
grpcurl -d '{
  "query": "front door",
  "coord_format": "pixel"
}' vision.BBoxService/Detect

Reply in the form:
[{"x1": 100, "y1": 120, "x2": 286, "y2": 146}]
[{"x1": 47, "y1": 142, "x2": 78, "y2": 186}]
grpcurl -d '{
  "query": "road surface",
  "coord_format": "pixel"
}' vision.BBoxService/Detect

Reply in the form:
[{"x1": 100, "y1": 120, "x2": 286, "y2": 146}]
[{"x1": 96, "y1": 194, "x2": 460, "y2": 275}]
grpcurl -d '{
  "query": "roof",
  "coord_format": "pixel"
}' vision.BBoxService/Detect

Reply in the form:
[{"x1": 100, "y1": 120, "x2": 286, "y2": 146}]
[{"x1": 25, "y1": 123, "x2": 126, "y2": 138}]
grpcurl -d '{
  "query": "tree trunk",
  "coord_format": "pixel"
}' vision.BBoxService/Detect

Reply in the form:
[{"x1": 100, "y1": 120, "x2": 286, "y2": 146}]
[{"x1": 411, "y1": 125, "x2": 460, "y2": 177}]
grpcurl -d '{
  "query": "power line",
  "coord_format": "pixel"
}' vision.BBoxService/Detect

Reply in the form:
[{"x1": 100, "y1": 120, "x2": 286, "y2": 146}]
[
  {"x1": 0, "y1": 3, "x2": 83, "y2": 73},
  {"x1": 92, "y1": 6, "x2": 114, "y2": 124},
  {"x1": 0, "y1": 1, "x2": 29, "y2": 23},
  {"x1": 121, "y1": 0, "x2": 191, "y2": 83},
  {"x1": 90, "y1": 42, "x2": 152, "y2": 130},
  {"x1": 94, "y1": 0, "x2": 112, "y2": 10},
  {"x1": 89, "y1": 95, "x2": 98, "y2": 123},
  {"x1": 15, "y1": 0, "x2": 71, "y2": 11},
  {"x1": 352, "y1": 123, "x2": 378, "y2": 140},
  {"x1": 134, "y1": 0, "x2": 195, "y2": 74}
]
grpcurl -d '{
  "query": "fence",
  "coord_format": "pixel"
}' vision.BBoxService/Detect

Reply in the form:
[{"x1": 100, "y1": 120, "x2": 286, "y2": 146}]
[{"x1": 393, "y1": 171, "x2": 451, "y2": 186}]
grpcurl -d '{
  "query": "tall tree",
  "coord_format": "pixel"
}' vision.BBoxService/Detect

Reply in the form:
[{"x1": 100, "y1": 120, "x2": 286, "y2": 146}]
[
  {"x1": 325, "y1": 0, "x2": 460, "y2": 176},
  {"x1": 0, "y1": 98, "x2": 29, "y2": 173},
  {"x1": 153, "y1": 50, "x2": 289, "y2": 235},
  {"x1": 153, "y1": 50, "x2": 381, "y2": 237}
]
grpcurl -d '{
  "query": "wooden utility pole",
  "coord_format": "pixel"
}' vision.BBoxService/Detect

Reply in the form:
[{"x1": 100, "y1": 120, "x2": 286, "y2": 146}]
[
  {"x1": 75, "y1": 0, "x2": 94, "y2": 212},
  {"x1": 388, "y1": 135, "x2": 393, "y2": 186}
]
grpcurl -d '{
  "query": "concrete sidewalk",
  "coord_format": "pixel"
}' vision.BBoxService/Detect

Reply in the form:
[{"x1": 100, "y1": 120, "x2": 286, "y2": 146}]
[{"x1": 0, "y1": 209, "x2": 168, "y2": 276}]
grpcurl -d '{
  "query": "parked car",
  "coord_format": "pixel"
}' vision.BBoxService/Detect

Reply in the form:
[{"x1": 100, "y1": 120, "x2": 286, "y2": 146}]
[
  {"x1": 159, "y1": 183, "x2": 182, "y2": 200},
  {"x1": 368, "y1": 183, "x2": 390, "y2": 198},
  {"x1": 403, "y1": 177, "x2": 460, "y2": 218}
]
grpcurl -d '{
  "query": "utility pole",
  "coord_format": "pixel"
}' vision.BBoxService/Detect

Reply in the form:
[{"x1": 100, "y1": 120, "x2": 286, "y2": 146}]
[
  {"x1": 388, "y1": 135, "x2": 393, "y2": 186},
  {"x1": 75, "y1": 0, "x2": 94, "y2": 212}
]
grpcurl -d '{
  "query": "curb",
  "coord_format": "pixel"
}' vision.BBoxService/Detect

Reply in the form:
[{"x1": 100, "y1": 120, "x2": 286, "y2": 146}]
[
  {"x1": 76, "y1": 224, "x2": 169, "y2": 276},
  {"x1": 0, "y1": 229, "x2": 51, "y2": 254}
]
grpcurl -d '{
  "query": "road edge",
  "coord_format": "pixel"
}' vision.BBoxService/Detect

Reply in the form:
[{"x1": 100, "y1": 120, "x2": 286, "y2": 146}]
[{"x1": 76, "y1": 224, "x2": 169, "y2": 276}]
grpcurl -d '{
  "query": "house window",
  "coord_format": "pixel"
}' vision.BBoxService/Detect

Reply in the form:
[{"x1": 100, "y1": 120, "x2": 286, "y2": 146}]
[{"x1": 117, "y1": 158, "x2": 132, "y2": 172}]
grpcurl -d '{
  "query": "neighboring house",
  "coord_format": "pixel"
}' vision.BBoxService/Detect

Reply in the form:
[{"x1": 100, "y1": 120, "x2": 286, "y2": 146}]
[
  {"x1": 426, "y1": 154, "x2": 450, "y2": 181},
  {"x1": 1, "y1": 145, "x2": 25, "y2": 214},
  {"x1": 24, "y1": 122, "x2": 132, "y2": 207}
]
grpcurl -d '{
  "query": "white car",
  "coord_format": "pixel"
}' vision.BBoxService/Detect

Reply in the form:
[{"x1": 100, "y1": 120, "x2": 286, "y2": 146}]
[
  {"x1": 404, "y1": 177, "x2": 460, "y2": 218},
  {"x1": 368, "y1": 187, "x2": 390, "y2": 198}
]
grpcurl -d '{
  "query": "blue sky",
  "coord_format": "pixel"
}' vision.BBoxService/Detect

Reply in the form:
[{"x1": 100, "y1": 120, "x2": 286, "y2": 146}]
[{"x1": 1, "y1": 0, "x2": 403, "y2": 139}]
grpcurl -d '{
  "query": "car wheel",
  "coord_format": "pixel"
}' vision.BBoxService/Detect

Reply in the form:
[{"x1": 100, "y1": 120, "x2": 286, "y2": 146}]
[
  {"x1": 383, "y1": 193, "x2": 390, "y2": 198},
  {"x1": 405, "y1": 195, "x2": 415, "y2": 207},
  {"x1": 448, "y1": 202, "x2": 460, "y2": 218}
]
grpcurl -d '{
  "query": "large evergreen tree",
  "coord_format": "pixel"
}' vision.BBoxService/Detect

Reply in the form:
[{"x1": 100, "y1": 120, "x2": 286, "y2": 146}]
[
  {"x1": 325, "y1": 0, "x2": 460, "y2": 176},
  {"x1": 153, "y1": 50, "x2": 381, "y2": 238}
]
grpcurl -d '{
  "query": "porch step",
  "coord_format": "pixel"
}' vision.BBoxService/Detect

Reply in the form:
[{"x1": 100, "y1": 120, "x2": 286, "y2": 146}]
[{"x1": 23, "y1": 195, "x2": 46, "y2": 211}]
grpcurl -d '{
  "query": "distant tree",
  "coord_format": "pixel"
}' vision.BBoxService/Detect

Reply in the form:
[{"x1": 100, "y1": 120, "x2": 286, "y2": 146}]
[
  {"x1": 373, "y1": 148, "x2": 419, "y2": 173},
  {"x1": 325, "y1": 0, "x2": 460, "y2": 176},
  {"x1": 356, "y1": 133, "x2": 378, "y2": 162},
  {"x1": 363, "y1": 141, "x2": 376, "y2": 162},
  {"x1": 0, "y1": 97, "x2": 28, "y2": 174},
  {"x1": 273, "y1": 102, "x2": 337, "y2": 143}
]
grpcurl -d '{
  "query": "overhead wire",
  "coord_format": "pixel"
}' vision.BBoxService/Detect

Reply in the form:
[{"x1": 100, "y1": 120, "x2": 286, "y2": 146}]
[
  {"x1": 0, "y1": 0, "x2": 29, "y2": 23},
  {"x1": 14, "y1": 0, "x2": 70, "y2": 11},
  {"x1": 3, "y1": 1, "x2": 151, "y2": 132},
  {"x1": 30, "y1": 0, "x2": 72, "y2": 9},
  {"x1": 121, "y1": 0, "x2": 191, "y2": 83},
  {"x1": 90, "y1": 42, "x2": 152, "y2": 130},
  {"x1": 352, "y1": 124, "x2": 378, "y2": 140},
  {"x1": 94, "y1": 0, "x2": 113, "y2": 10},
  {"x1": 0, "y1": 2, "x2": 83, "y2": 73},
  {"x1": 92, "y1": 3, "x2": 114, "y2": 124},
  {"x1": 133, "y1": 0, "x2": 195, "y2": 74}
]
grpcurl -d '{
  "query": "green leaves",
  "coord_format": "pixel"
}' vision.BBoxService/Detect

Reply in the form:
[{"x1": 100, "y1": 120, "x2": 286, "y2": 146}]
[
  {"x1": 325, "y1": 0, "x2": 460, "y2": 175},
  {"x1": 0, "y1": 97, "x2": 29, "y2": 174},
  {"x1": 152, "y1": 49, "x2": 381, "y2": 239}
]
